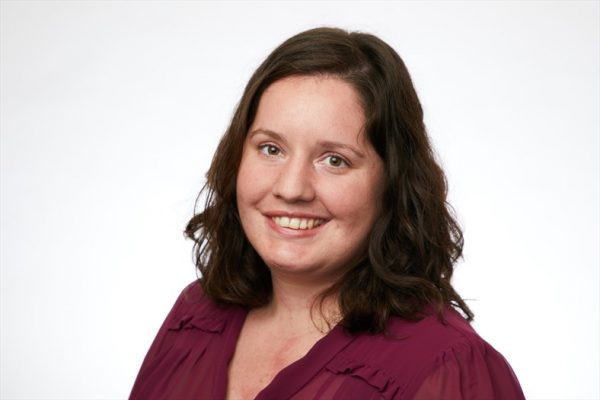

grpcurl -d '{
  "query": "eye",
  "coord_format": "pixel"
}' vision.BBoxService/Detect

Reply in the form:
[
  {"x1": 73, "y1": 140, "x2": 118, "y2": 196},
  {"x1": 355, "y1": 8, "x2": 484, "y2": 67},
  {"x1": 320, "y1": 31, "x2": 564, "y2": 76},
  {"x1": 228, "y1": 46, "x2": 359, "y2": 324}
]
[
  {"x1": 259, "y1": 144, "x2": 281, "y2": 156},
  {"x1": 324, "y1": 154, "x2": 349, "y2": 168}
]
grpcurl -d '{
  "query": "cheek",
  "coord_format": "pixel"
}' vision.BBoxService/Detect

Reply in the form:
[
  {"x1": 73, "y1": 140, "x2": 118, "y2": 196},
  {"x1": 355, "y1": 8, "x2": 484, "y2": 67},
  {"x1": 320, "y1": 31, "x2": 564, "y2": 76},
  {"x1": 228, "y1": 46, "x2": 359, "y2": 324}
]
[
  {"x1": 319, "y1": 175, "x2": 382, "y2": 222},
  {"x1": 236, "y1": 153, "x2": 271, "y2": 207},
  {"x1": 236, "y1": 164, "x2": 253, "y2": 215}
]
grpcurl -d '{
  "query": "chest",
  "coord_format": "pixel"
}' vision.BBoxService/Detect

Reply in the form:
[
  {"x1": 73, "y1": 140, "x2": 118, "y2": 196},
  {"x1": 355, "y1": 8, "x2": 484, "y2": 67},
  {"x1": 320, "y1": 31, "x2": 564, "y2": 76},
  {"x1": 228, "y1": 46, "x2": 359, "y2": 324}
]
[{"x1": 226, "y1": 326, "x2": 323, "y2": 400}]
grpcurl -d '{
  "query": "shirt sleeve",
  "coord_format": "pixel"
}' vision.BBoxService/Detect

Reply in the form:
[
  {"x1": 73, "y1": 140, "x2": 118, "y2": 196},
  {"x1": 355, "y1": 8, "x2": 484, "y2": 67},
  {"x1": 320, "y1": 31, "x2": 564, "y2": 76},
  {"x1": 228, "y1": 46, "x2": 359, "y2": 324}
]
[{"x1": 412, "y1": 337, "x2": 525, "y2": 400}]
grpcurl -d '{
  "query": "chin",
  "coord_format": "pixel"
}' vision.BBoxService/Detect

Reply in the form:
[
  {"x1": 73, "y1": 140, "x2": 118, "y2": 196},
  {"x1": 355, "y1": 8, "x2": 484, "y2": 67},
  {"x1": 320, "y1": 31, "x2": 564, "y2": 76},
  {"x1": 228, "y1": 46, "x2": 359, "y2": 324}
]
[
  {"x1": 262, "y1": 255, "x2": 322, "y2": 275},
  {"x1": 263, "y1": 257, "x2": 312, "y2": 272}
]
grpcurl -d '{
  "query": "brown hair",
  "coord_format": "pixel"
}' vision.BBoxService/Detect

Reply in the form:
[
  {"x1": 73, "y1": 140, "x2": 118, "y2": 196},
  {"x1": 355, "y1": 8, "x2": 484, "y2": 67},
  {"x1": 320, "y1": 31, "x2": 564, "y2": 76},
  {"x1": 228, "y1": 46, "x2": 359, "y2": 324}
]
[{"x1": 185, "y1": 27, "x2": 473, "y2": 334}]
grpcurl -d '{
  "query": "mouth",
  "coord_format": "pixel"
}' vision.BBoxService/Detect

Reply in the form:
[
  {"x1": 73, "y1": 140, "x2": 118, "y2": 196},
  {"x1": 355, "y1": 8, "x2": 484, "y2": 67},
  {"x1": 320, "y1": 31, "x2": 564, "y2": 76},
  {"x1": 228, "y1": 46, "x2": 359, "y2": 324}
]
[{"x1": 271, "y1": 216, "x2": 326, "y2": 230}]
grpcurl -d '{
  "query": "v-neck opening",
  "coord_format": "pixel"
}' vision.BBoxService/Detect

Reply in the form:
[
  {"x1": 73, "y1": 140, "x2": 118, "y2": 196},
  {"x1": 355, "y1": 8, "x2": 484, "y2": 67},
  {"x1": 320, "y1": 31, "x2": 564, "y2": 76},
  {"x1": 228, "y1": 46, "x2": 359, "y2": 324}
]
[
  {"x1": 217, "y1": 305, "x2": 358, "y2": 400},
  {"x1": 251, "y1": 324, "x2": 357, "y2": 400}
]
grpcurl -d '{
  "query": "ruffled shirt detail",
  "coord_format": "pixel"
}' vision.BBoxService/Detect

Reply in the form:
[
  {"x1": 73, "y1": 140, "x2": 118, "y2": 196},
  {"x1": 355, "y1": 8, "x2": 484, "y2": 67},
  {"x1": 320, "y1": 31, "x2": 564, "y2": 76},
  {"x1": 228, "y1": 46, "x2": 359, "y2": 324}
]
[
  {"x1": 167, "y1": 313, "x2": 226, "y2": 334},
  {"x1": 326, "y1": 355, "x2": 402, "y2": 398}
]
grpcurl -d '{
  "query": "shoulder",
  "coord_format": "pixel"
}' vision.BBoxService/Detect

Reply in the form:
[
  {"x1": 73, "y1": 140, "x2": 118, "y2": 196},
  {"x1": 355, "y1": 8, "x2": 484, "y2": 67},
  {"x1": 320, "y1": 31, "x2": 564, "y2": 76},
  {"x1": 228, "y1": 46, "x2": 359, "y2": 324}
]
[
  {"x1": 332, "y1": 308, "x2": 522, "y2": 399},
  {"x1": 130, "y1": 281, "x2": 245, "y2": 399},
  {"x1": 347, "y1": 307, "x2": 486, "y2": 368},
  {"x1": 387, "y1": 306, "x2": 488, "y2": 363},
  {"x1": 164, "y1": 280, "x2": 242, "y2": 334}
]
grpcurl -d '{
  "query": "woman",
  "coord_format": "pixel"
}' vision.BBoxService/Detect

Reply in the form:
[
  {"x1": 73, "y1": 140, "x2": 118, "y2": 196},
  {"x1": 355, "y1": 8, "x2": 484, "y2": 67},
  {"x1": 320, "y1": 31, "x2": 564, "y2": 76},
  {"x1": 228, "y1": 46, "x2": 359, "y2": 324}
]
[{"x1": 130, "y1": 27, "x2": 525, "y2": 399}]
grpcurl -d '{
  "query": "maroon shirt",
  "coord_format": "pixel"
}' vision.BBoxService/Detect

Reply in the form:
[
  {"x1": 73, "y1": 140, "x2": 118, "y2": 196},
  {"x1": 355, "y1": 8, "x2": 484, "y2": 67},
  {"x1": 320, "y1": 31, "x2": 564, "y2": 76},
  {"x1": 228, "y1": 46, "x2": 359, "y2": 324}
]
[{"x1": 131, "y1": 282, "x2": 525, "y2": 399}]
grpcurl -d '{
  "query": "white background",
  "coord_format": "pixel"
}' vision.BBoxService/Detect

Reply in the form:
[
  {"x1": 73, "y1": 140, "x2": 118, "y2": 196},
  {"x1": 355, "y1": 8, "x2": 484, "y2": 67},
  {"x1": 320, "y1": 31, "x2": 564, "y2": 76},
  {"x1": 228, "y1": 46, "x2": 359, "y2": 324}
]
[{"x1": 1, "y1": 1, "x2": 598, "y2": 399}]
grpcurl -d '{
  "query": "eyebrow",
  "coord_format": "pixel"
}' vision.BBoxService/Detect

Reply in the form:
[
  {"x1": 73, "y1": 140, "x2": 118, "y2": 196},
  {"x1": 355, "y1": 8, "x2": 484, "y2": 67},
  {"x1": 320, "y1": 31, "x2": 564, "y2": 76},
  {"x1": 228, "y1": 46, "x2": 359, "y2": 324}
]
[
  {"x1": 317, "y1": 140, "x2": 366, "y2": 159},
  {"x1": 248, "y1": 129, "x2": 288, "y2": 145},
  {"x1": 248, "y1": 128, "x2": 366, "y2": 159}
]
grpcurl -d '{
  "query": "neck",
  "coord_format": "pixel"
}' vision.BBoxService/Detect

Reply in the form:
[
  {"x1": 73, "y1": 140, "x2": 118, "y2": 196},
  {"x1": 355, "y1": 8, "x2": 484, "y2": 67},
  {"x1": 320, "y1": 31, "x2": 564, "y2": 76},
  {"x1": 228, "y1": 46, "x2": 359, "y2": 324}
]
[{"x1": 259, "y1": 272, "x2": 341, "y2": 334}]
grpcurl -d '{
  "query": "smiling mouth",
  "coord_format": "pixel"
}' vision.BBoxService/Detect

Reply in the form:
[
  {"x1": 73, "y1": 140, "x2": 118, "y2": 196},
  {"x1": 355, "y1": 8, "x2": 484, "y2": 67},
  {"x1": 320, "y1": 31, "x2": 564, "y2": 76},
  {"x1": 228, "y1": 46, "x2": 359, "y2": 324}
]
[{"x1": 272, "y1": 216, "x2": 326, "y2": 230}]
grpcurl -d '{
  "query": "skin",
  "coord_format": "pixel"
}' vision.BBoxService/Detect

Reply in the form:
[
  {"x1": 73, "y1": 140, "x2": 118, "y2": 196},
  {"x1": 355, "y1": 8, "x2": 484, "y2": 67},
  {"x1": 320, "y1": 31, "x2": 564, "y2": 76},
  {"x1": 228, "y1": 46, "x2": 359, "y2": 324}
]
[{"x1": 228, "y1": 75, "x2": 385, "y2": 400}]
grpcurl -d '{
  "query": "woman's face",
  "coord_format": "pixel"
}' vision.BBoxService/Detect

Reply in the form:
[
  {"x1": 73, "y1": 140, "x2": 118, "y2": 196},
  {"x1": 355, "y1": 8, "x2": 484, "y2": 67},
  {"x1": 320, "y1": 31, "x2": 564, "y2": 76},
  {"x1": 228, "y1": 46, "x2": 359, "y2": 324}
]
[{"x1": 236, "y1": 75, "x2": 384, "y2": 284}]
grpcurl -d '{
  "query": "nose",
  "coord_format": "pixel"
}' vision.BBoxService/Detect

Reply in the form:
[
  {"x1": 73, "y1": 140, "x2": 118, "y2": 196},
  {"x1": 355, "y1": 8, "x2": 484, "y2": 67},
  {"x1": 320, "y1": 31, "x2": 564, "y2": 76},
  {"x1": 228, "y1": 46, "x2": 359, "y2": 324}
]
[{"x1": 272, "y1": 158, "x2": 316, "y2": 202}]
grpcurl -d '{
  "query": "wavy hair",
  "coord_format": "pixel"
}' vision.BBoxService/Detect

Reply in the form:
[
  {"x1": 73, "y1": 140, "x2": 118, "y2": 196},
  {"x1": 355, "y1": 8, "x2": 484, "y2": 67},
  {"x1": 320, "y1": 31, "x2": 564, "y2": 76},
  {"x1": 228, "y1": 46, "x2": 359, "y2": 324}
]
[{"x1": 185, "y1": 27, "x2": 473, "y2": 333}]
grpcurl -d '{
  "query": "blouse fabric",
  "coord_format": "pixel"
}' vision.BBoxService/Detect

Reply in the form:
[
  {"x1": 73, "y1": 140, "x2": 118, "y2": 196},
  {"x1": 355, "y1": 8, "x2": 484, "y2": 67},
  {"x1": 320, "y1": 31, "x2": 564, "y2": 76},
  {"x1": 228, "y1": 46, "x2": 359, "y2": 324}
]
[{"x1": 130, "y1": 282, "x2": 525, "y2": 400}]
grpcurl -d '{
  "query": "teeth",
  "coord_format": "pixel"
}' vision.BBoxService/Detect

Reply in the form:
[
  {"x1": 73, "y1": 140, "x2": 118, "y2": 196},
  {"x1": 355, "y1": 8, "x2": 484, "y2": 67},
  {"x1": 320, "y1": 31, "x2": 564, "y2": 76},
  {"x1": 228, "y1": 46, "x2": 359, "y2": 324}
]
[{"x1": 273, "y1": 216, "x2": 324, "y2": 230}]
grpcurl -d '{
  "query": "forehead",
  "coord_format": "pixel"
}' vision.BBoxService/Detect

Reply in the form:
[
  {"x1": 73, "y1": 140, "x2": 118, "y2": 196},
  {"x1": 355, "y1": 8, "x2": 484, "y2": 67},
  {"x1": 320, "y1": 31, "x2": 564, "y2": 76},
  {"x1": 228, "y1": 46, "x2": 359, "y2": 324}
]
[{"x1": 251, "y1": 75, "x2": 367, "y2": 146}]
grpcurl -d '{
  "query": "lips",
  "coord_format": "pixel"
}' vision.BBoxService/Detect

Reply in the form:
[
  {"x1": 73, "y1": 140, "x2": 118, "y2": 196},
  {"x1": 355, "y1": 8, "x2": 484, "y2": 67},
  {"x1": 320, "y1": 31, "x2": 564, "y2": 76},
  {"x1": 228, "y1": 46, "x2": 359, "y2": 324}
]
[{"x1": 272, "y1": 216, "x2": 326, "y2": 230}]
